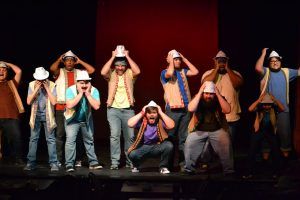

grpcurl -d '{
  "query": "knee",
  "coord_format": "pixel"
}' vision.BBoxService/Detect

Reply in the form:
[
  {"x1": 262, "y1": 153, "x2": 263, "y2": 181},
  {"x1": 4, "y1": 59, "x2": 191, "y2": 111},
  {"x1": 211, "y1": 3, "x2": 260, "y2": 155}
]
[{"x1": 164, "y1": 141, "x2": 174, "y2": 152}]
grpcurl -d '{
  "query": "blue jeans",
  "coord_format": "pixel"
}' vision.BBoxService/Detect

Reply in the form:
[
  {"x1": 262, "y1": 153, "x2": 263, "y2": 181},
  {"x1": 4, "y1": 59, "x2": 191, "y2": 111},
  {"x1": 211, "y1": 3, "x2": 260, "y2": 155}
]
[
  {"x1": 277, "y1": 112, "x2": 291, "y2": 151},
  {"x1": 184, "y1": 128, "x2": 234, "y2": 174},
  {"x1": 0, "y1": 119, "x2": 22, "y2": 159},
  {"x1": 129, "y1": 141, "x2": 173, "y2": 169},
  {"x1": 26, "y1": 116, "x2": 58, "y2": 166},
  {"x1": 166, "y1": 107, "x2": 190, "y2": 165},
  {"x1": 107, "y1": 107, "x2": 135, "y2": 166},
  {"x1": 65, "y1": 118, "x2": 99, "y2": 167}
]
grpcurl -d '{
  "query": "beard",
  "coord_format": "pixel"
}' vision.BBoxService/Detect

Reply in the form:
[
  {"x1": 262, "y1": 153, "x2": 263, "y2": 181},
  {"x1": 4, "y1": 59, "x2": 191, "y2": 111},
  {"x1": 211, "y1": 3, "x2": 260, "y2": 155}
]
[
  {"x1": 200, "y1": 98, "x2": 217, "y2": 111},
  {"x1": 218, "y1": 67, "x2": 227, "y2": 74}
]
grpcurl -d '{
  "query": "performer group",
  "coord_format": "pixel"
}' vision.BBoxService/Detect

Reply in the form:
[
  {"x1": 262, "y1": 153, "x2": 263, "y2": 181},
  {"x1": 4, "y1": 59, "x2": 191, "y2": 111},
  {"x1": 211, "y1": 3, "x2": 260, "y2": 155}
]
[{"x1": 0, "y1": 46, "x2": 299, "y2": 178}]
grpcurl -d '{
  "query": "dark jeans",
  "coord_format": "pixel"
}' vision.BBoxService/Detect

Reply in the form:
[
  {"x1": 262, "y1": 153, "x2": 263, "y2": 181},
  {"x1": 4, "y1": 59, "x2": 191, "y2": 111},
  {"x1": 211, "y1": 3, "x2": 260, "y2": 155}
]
[
  {"x1": 129, "y1": 141, "x2": 173, "y2": 169},
  {"x1": 55, "y1": 110, "x2": 85, "y2": 163},
  {"x1": 0, "y1": 119, "x2": 22, "y2": 160},
  {"x1": 246, "y1": 128, "x2": 282, "y2": 174},
  {"x1": 166, "y1": 107, "x2": 190, "y2": 167}
]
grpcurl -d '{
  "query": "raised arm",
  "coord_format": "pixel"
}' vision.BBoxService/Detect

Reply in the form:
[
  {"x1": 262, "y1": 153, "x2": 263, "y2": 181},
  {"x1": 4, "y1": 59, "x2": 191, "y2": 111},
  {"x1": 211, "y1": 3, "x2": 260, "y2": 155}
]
[
  {"x1": 5, "y1": 62, "x2": 22, "y2": 85},
  {"x1": 157, "y1": 105, "x2": 175, "y2": 129},
  {"x1": 188, "y1": 83, "x2": 205, "y2": 112},
  {"x1": 124, "y1": 50, "x2": 140, "y2": 78},
  {"x1": 128, "y1": 106, "x2": 146, "y2": 128},
  {"x1": 215, "y1": 86, "x2": 231, "y2": 114},
  {"x1": 226, "y1": 68, "x2": 244, "y2": 89},
  {"x1": 43, "y1": 81, "x2": 57, "y2": 105},
  {"x1": 180, "y1": 53, "x2": 199, "y2": 77},
  {"x1": 76, "y1": 57, "x2": 95, "y2": 74},
  {"x1": 50, "y1": 54, "x2": 63, "y2": 78},
  {"x1": 255, "y1": 48, "x2": 268, "y2": 75},
  {"x1": 101, "y1": 51, "x2": 116, "y2": 79},
  {"x1": 27, "y1": 82, "x2": 41, "y2": 105},
  {"x1": 84, "y1": 84, "x2": 100, "y2": 110},
  {"x1": 66, "y1": 87, "x2": 84, "y2": 109},
  {"x1": 164, "y1": 53, "x2": 175, "y2": 79}
]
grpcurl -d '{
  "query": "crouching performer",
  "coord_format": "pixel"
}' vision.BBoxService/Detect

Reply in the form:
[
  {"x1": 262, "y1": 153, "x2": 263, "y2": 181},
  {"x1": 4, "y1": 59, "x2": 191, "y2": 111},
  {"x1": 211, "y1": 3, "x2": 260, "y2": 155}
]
[
  {"x1": 127, "y1": 101, "x2": 175, "y2": 174},
  {"x1": 184, "y1": 81, "x2": 234, "y2": 175}
]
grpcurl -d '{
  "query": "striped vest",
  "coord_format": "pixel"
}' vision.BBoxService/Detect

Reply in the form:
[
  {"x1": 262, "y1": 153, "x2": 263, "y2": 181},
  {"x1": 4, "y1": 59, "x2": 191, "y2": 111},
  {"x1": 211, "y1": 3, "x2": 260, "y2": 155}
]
[
  {"x1": 106, "y1": 69, "x2": 135, "y2": 107},
  {"x1": 7, "y1": 80, "x2": 25, "y2": 114}
]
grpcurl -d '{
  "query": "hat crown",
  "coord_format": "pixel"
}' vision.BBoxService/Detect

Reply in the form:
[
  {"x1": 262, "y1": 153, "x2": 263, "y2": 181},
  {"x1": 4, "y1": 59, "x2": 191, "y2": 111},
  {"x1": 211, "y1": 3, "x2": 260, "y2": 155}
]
[
  {"x1": 33, "y1": 67, "x2": 49, "y2": 80},
  {"x1": 63, "y1": 50, "x2": 76, "y2": 59},
  {"x1": 0, "y1": 62, "x2": 7, "y2": 68},
  {"x1": 269, "y1": 50, "x2": 282, "y2": 59},
  {"x1": 146, "y1": 100, "x2": 158, "y2": 108},
  {"x1": 261, "y1": 93, "x2": 274, "y2": 104},
  {"x1": 76, "y1": 70, "x2": 91, "y2": 81},
  {"x1": 168, "y1": 49, "x2": 181, "y2": 58},
  {"x1": 115, "y1": 45, "x2": 125, "y2": 57},
  {"x1": 215, "y1": 50, "x2": 228, "y2": 59},
  {"x1": 203, "y1": 81, "x2": 216, "y2": 93}
]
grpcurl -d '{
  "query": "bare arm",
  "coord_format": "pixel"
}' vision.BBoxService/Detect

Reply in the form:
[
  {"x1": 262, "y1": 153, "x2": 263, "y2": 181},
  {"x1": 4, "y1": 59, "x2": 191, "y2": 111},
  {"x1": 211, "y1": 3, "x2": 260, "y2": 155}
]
[
  {"x1": 43, "y1": 81, "x2": 57, "y2": 105},
  {"x1": 66, "y1": 89, "x2": 84, "y2": 109},
  {"x1": 255, "y1": 48, "x2": 268, "y2": 75},
  {"x1": 84, "y1": 85, "x2": 100, "y2": 110},
  {"x1": 128, "y1": 107, "x2": 145, "y2": 128},
  {"x1": 101, "y1": 51, "x2": 116, "y2": 79},
  {"x1": 50, "y1": 55, "x2": 63, "y2": 78},
  {"x1": 188, "y1": 83, "x2": 205, "y2": 112},
  {"x1": 124, "y1": 50, "x2": 140, "y2": 78},
  {"x1": 5, "y1": 62, "x2": 22, "y2": 85},
  {"x1": 164, "y1": 54, "x2": 175, "y2": 79},
  {"x1": 215, "y1": 86, "x2": 231, "y2": 114},
  {"x1": 157, "y1": 105, "x2": 175, "y2": 129},
  {"x1": 180, "y1": 53, "x2": 199, "y2": 77},
  {"x1": 226, "y1": 68, "x2": 244, "y2": 89},
  {"x1": 202, "y1": 69, "x2": 219, "y2": 83},
  {"x1": 76, "y1": 57, "x2": 95, "y2": 74},
  {"x1": 27, "y1": 82, "x2": 41, "y2": 105}
]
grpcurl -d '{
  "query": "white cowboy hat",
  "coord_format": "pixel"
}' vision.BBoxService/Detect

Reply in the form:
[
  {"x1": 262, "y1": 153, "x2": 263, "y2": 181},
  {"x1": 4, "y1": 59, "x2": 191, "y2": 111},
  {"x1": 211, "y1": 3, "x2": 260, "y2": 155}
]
[
  {"x1": 76, "y1": 70, "x2": 91, "y2": 81},
  {"x1": 33, "y1": 67, "x2": 49, "y2": 80},
  {"x1": 168, "y1": 49, "x2": 181, "y2": 58},
  {"x1": 115, "y1": 45, "x2": 126, "y2": 57},
  {"x1": 0, "y1": 62, "x2": 7, "y2": 68},
  {"x1": 145, "y1": 100, "x2": 158, "y2": 108},
  {"x1": 214, "y1": 50, "x2": 229, "y2": 59},
  {"x1": 62, "y1": 50, "x2": 77, "y2": 60},
  {"x1": 268, "y1": 50, "x2": 282, "y2": 59},
  {"x1": 203, "y1": 81, "x2": 216, "y2": 93}
]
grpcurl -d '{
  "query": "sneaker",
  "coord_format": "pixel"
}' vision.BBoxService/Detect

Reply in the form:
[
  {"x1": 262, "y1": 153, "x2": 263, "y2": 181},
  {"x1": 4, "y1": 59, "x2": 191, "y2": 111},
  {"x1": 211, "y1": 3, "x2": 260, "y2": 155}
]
[
  {"x1": 110, "y1": 165, "x2": 119, "y2": 170},
  {"x1": 50, "y1": 164, "x2": 59, "y2": 172},
  {"x1": 131, "y1": 167, "x2": 139, "y2": 173},
  {"x1": 24, "y1": 163, "x2": 35, "y2": 171},
  {"x1": 75, "y1": 161, "x2": 82, "y2": 167},
  {"x1": 160, "y1": 167, "x2": 170, "y2": 174},
  {"x1": 89, "y1": 164, "x2": 103, "y2": 170},
  {"x1": 66, "y1": 166, "x2": 75, "y2": 172},
  {"x1": 184, "y1": 168, "x2": 196, "y2": 175}
]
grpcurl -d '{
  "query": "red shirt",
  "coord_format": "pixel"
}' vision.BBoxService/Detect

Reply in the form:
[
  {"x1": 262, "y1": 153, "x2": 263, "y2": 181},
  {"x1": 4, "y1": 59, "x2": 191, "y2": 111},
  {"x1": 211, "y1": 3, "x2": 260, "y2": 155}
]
[{"x1": 55, "y1": 70, "x2": 75, "y2": 111}]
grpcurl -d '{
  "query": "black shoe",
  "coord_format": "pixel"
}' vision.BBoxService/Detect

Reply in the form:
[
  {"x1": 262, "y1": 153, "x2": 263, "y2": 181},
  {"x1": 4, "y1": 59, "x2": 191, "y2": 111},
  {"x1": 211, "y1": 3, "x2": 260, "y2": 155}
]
[{"x1": 242, "y1": 174, "x2": 253, "y2": 179}]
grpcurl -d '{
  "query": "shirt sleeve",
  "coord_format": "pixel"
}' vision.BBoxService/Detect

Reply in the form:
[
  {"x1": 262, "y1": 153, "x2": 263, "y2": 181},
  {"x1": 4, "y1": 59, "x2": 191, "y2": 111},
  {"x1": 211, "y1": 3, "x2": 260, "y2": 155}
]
[
  {"x1": 288, "y1": 68, "x2": 298, "y2": 81},
  {"x1": 91, "y1": 88, "x2": 100, "y2": 101},
  {"x1": 160, "y1": 70, "x2": 169, "y2": 85},
  {"x1": 66, "y1": 87, "x2": 75, "y2": 100}
]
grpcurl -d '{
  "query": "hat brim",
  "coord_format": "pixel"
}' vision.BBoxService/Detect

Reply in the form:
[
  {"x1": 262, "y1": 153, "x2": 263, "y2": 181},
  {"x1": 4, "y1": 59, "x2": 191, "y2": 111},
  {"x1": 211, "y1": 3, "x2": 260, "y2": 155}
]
[
  {"x1": 33, "y1": 71, "x2": 49, "y2": 80},
  {"x1": 76, "y1": 78, "x2": 92, "y2": 81}
]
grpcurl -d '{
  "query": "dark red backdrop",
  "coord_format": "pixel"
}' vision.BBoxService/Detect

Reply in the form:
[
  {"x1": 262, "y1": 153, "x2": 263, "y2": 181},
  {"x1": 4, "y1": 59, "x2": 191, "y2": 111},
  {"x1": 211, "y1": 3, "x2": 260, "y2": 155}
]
[{"x1": 95, "y1": 0, "x2": 218, "y2": 139}]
